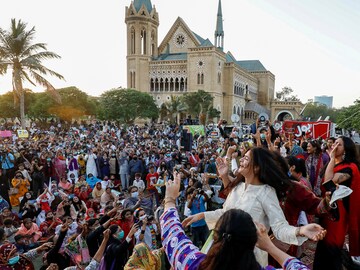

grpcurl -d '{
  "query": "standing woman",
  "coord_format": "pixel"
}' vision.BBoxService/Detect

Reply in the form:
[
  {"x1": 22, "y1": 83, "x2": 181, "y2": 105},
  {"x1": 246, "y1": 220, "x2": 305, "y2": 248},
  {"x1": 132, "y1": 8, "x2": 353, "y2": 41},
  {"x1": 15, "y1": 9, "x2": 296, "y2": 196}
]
[
  {"x1": 119, "y1": 151, "x2": 130, "y2": 191},
  {"x1": 314, "y1": 136, "x2": 360, "y2": 269},
  {"x1": 183, "y1": 147, "x2": 326, "y2": 266},
  {"x1": 30, "y1": 157, "x2": 45, "y2": 197},
  {"x1": 305, "y1": 140, "x2": 329, "y2": 196},
  {"x1": 9, "y1": 172, "x2": 30, "y2": 207},
  {"x1": 53, "y1": 150, "x2": 67, "y2": 182}
]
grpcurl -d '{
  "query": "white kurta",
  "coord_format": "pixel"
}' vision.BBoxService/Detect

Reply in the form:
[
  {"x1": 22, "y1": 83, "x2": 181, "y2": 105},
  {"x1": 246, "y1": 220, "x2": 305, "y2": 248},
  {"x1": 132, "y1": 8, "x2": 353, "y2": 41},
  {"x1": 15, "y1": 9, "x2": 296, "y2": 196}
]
[
  {"x1": 85, "y1": 154, "x2": 98, "y2": 178},
  {"x1": 204, "y1": 183, "x2": 306, "y2": 266}
]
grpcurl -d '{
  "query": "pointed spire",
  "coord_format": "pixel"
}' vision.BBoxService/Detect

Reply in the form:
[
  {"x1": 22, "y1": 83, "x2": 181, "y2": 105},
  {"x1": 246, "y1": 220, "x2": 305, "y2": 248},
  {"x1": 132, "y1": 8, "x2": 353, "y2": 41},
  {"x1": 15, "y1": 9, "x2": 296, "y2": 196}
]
[
  {"x1": 214, "y1": 0, "x2": 224, "y2": 50},
  {"x1": 134, "y1": 0, "x2": 153, "y2": 13}
]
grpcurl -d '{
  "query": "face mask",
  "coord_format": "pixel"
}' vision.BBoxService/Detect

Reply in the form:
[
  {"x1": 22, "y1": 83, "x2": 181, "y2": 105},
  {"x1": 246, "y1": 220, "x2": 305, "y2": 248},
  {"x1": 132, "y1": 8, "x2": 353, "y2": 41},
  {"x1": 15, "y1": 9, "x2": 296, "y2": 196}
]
[
  {"x1": 287, "y1": 171, "x2": 292, "y2": 177},
  {"x1": 131, "y1": 191, "x2": 139, "y2": 198},
  {"x1": 8, "y1": 255, "x2": 20, "y2": 265},
  {"x1": 260, "y1": 134, "x2": 266, "y2": 140},
  {"x1": 53, "y1": 192, "x2": 59, "y2": 197},
  {"x1": 117, "y1": 230, "x2": 125, "y2": 240},
  {"x1": 133, "y1": 157, "x2": 138, "y2": 160},
  {"x1": 47, "y1": 158, "x2": 51, "y2": 162},
  {"x1": 89, "y1": 213, "x2": 94, "y2": 217}
]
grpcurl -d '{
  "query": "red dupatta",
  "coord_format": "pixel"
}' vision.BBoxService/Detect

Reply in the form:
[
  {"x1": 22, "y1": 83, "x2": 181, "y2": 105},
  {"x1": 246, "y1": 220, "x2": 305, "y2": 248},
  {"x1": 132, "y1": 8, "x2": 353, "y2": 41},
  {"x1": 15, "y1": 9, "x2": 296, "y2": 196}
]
[
  {"x1": 336, "y1": 162, "x2": 360, "y2": 256},
  {"x1": 325, "y1": 162, "x2": 360, "y2": 256}
]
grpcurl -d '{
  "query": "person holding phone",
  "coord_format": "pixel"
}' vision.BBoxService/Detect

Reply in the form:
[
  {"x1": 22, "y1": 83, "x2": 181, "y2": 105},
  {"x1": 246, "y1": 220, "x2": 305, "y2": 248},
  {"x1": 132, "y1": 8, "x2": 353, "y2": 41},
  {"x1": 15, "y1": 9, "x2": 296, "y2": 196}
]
[{"x1": 314, "y1": 136, "x2": 360, "y2": 269}]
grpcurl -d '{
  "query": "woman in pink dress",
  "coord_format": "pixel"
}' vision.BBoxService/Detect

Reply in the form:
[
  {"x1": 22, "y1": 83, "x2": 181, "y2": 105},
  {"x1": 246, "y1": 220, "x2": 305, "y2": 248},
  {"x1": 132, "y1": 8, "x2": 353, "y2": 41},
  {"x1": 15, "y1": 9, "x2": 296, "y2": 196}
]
[{"x1": 53, "y1": 150, "x2": 67, "y2": 182}]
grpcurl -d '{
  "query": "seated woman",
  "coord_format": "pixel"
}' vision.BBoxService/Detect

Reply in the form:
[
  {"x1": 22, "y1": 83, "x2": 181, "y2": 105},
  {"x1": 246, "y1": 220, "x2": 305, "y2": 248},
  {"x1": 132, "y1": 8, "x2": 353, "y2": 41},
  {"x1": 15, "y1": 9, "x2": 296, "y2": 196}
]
[
  {"x1": 16, "y1": 218, "x2": 42, "y2": 244},
  {"x1": 160, "y1": 171, "x2": 317, "y2": 270},
  {"x1": 58, "y1": 177, "x2": 74, "y2": 195},
  {"x1": 0, "y1": 242, "x2": 52, "y2": 270},
  {"x1": 39, "y1": 211, "x2": 62, "y2": 239},
  {"x1": 100, "y1": 187, "x2": 115, "y2": 209}
]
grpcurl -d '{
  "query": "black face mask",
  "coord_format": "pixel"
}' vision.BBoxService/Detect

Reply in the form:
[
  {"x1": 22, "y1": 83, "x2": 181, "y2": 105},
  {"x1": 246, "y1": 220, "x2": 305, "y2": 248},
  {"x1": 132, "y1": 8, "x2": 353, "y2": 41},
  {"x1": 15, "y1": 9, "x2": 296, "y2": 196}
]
[{"x1": 133, "y1": 157, "x2": 138, "y2": 160}]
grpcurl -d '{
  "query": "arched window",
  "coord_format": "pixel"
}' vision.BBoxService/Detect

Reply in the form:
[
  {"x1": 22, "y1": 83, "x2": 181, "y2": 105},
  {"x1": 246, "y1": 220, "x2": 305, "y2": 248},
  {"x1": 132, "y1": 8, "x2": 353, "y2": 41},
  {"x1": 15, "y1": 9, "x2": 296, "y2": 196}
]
[
  {"x1": 170, "y1": 78, "x2": 174, "y2": 91},
  {"x1": 233, "y1": 106, "x2": 236, "y2": 114},
  {"x1": 180, "y1": 78, "x2": 185, "y2": 91},
  {"x1": 150, "y1": 78, "x2": 154, "y2": 91},
  {"x1": 154, "y1": 78, "x2": 159, "y2": 91},
  {"x1": 218, "y1": 72, "x2": 221, "y2": 83},
  {"x1": 175, "y1": 78, "x2": 180, "y2": 91},
  {"x1": 197, "y1": 73, "x2": 201, "y2": 85},
  {"x1": 237, "y1": 107, "x2": 240, "y2": 116},
  {"x1": 165, "y1": 78, "x2": 169, "y2": 91},
  {"x1": 141, "y1": 29, "x2": 147, "y2": 55},
  {"x1": 201, "y1": 73, "x2": 204, "y2": 84},
  {"x1": 160, "y1": 78, "x2": 164, "y2": 91},
  {"x1": 151, "y1": 30, "x2": 155, "y2": 56},
  {"x1": 131, "y1": 28, "x2": 135, "y2": 54}
]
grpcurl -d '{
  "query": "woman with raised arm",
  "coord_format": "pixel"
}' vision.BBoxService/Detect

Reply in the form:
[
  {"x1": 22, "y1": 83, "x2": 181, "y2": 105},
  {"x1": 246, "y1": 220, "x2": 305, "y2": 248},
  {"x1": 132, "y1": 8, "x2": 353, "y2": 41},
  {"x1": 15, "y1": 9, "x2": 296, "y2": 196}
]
[
  {"x1": 160, "y1": 170, "x2": 311, "y2": 270},
  {"x1": 314, "y1": 136, "x2": 360, "y2": 269},
  {"x1": 183, "y1": 147, "x2": 326, "y2": 266}
]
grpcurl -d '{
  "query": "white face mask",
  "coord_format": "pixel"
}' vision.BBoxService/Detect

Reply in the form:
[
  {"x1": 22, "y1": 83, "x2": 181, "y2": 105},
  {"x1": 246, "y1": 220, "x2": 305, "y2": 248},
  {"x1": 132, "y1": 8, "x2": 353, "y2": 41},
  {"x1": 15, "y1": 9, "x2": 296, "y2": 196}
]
[{"x1": 131, "y1": 191, "x2": 139, "y2": 198}]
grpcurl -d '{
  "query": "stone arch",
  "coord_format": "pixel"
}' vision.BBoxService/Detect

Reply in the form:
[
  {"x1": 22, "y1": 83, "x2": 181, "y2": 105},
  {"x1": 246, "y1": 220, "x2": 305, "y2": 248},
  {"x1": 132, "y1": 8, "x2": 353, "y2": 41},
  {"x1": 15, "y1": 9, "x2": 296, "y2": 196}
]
[{"x1": 275, "y1": 110, "x2": 294, "y2": 121}]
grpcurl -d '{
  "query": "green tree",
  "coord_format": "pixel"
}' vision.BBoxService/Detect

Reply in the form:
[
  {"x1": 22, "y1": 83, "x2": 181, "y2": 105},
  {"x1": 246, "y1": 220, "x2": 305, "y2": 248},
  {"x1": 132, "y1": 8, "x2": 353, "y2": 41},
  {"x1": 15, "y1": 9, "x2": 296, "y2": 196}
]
[
  {"x1": 0, "y1": 92, "x2": 19, "y2": 120},
  {"x1": 27, "y1": 92, "x2": 55, "y2": 123},
  {"x1": 302, "y1": 102, "x2": 338, "y2": 122},
  {"x1": 336, "y1": 100, "x2": 360, "y2": 130},
  {"x1": 275, "y1": 87, "x2": 300, "y2": 101},
  {"x1": 98, "y1": 88, "x2": 159, "y2": 124},
  {"x1": 183, "y1": 90, "x2": 218, "y2": 124},
  {"x1": 162, "y1": 95, "x2": 188, "y2": 124},
  {"x1": 0, "y1": 19, "x2": 64, "y2": 128}
]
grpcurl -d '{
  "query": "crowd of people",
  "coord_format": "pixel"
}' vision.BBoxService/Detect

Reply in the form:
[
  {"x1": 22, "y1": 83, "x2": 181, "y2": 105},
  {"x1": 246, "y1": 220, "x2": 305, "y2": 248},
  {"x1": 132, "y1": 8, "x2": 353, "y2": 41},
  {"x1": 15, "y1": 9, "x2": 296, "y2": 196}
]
[{"x1": 0, "y1": 118, "x2": 359, "y2": 270}]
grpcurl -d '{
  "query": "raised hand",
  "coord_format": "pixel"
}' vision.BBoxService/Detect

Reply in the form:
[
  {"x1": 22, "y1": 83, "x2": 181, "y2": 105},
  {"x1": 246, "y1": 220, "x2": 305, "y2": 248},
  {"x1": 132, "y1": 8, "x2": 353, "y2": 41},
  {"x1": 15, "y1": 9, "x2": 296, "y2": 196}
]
[
  {"x1": 215, "y1": 156, "x2": 229, "y2": 178},
  {"x1": 300, "y1": 223, "x2": 327, "y2": 241}
]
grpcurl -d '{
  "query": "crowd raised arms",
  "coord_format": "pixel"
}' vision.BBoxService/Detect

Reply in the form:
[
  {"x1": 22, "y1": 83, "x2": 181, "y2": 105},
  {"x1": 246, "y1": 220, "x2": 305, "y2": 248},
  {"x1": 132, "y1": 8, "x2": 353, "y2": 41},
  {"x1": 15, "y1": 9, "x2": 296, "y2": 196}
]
[{"x1": 0, "y1": 119, "x2": 359, "y2": 270}]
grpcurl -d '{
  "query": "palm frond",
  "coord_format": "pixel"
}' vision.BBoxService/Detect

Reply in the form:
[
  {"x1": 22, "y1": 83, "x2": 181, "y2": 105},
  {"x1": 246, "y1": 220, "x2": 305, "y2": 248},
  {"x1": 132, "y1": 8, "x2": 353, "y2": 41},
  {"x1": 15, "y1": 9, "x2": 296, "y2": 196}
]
[{"x1": 30, "y1": 70, "x2": 62, "y2": 104}]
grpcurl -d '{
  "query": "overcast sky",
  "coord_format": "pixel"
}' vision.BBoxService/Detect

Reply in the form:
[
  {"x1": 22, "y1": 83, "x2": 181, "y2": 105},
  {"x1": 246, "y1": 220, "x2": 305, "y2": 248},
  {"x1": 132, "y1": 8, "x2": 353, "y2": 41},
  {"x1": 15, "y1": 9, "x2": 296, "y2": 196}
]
[{"x1": 1, "y1": 0, "x2": 360, "y2": 108}]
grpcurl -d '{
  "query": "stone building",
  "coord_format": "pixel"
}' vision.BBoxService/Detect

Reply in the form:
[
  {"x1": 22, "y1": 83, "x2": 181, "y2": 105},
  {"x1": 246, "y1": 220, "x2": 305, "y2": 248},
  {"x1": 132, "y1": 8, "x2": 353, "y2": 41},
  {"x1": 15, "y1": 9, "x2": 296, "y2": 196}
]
[{"x1": 125, "y1": 0, "x2": 276, "y2": 124}]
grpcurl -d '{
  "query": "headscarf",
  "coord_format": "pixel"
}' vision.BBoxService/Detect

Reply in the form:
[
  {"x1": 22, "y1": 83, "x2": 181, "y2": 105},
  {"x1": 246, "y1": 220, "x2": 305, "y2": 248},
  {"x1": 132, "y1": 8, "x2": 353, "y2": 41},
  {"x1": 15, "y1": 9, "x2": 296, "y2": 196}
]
[
  {"x1": 0, "y1": 243, "x2": 35, "y2": 270},
  {"x1": 124, "y1": 243, "x2": 166, "y2": 270},
  {"x1": 92, "y1": 182, "x2": 104, "y2": 199}
]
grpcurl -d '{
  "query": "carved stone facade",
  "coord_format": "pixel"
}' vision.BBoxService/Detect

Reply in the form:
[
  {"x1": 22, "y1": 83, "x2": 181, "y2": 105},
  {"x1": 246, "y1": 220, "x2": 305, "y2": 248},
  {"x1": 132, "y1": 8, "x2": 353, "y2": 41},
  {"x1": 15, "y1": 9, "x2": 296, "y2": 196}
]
[{"x1": 125, "y1": 0, "x2": 277, "y2": 123}]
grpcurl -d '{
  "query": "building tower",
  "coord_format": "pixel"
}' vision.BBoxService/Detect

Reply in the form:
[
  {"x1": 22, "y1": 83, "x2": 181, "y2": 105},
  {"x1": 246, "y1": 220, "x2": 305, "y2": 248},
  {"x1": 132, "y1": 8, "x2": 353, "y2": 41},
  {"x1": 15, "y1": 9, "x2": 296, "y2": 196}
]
[
  {"x1": 214, "y1": 0, "x2": 224, "y2": 50},
  {"x1": 125, "y1": 0, "x2": 159, "y2": 91}
]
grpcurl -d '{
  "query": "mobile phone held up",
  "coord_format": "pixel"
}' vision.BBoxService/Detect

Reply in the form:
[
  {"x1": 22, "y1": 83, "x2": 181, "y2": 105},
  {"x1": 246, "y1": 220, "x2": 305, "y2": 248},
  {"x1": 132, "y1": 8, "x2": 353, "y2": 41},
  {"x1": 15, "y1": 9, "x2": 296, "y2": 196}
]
[{"x1": 322, "y1": 180, "x2": 337, "y2": 194}]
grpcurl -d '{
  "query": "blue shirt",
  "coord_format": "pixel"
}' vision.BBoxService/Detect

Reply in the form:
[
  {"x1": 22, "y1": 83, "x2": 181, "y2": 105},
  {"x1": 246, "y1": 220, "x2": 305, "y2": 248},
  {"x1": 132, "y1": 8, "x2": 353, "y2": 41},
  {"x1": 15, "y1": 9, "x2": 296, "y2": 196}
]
[
  {"x1": 0, "y1": 153, "x2": 15, "y2": 169},
  {"x1": 189, "y1": 195, "x2": 206, "y2": 227}
]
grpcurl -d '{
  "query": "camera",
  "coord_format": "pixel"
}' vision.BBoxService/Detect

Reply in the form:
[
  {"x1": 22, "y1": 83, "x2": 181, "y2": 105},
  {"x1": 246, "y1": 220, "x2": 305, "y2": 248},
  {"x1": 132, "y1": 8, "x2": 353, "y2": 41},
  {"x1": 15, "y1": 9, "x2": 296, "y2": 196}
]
[
  {"x1": 222, "y1": 120, "x2": 227, "y2": 125},
  {"x1": 147, "y1": 215, "x2": 154, "y2": 222}
]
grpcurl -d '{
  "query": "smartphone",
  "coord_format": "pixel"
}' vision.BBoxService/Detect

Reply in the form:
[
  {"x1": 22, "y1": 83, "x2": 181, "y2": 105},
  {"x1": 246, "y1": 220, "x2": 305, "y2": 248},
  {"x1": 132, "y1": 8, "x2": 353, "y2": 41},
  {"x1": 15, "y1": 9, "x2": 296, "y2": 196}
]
[{"x1": 322, "y1": 180, "x2": 336, "y2": 194}]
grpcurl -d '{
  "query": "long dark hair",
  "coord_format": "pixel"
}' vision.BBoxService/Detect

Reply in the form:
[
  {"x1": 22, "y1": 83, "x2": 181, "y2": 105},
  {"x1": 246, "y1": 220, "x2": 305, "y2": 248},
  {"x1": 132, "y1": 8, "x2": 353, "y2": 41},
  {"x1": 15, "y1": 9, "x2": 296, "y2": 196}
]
[
  {"x1": 341, "y1": 136, "x2": 360, "y2": 168},
  {"x1": 229, "y1": 147, "x2": 291, "y2": 200},
  {"x1": 199, "y1": 209, "x2": 260, "y2": 270}
]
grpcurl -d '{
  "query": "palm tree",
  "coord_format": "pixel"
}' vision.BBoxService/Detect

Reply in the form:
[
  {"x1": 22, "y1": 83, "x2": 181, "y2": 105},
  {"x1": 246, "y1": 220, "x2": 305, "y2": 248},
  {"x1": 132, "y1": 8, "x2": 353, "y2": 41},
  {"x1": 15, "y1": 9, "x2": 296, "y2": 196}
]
[
  {"x1": 0, "y1": 19, "x2": 64, "y2": 128},
  {"x1": 164, "y1": 95, "x2": 188, "y2": 124}
]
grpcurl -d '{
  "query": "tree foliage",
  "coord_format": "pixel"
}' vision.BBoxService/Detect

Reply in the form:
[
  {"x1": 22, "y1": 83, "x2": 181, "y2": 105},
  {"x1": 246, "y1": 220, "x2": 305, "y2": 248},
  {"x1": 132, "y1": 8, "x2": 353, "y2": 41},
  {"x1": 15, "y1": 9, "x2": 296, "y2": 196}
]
[
  {"x1": 0, "y1": 19, "x2": 64, "y2": 127},
  {"x1": 182, "y1": 90, "x2": 219, "y2": 124},
  {"x1": 275, "y1": 87, "x2": 300, "y2": 101},
  {"x1": 302, "y1": 102, "x2": 338, "y2": 122},
  {"x1": 161, "y1": 95, "x2": 188, "y2": 124},
  {"x1": 98, "y1": 88, "x2": 159, "y2": 124},
  {"x1": 336, "y1": 99, "x2": 360, "y2": 130}
]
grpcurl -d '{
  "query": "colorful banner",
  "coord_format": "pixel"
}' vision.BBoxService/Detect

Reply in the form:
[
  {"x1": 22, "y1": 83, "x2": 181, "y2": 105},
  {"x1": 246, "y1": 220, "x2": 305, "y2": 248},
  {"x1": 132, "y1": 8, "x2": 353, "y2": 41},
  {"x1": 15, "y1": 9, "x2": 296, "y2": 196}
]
[
  {"x1": 0, "y1": 130, "x2": 12, "y2": 138},
  {"x1": 17, "y1": 129, "x2": 29, "y2": 138},
  {"x1": 183, "y1": 125, "x2": 205, "y2": 136}
]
